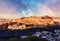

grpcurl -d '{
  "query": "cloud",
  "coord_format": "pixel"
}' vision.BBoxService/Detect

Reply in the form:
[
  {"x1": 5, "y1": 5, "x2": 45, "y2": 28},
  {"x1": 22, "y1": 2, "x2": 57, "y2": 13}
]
[
  {"x1": 34, "y1": 3, "x2": 56, "y2": 17},
  {"x1": 0, "y1": 0, "x2": 29, "y2": 19},
  {"x1": 0, "y1": 0, "x2": 60, "y2": 19},
  {"x1": 47, "y1": 0, "x2": 60, "y2": 17}
]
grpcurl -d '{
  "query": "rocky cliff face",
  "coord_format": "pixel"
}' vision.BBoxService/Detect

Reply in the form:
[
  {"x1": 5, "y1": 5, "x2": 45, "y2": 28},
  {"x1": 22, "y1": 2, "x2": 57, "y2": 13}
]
[
  {"x1": 12, "y1": 16, "x2": 60, "y2": 25},
  {"x1": 0, "y1": 16, "x2": 60, "y2": 29},
  {"x1": 9, "y1": 16, "x2": 60, "y2": 27}
]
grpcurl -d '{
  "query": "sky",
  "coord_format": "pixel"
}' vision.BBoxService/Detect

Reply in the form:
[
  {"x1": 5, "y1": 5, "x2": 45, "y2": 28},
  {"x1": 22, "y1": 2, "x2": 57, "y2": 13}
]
[{"x1": 0, "y1": 0, "x2": 60, "y2": 19}]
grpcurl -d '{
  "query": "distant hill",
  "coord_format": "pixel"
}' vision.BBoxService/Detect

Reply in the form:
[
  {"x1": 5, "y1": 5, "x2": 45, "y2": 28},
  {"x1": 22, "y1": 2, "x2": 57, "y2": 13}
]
[
  {"x1": 6, "y1": 16, "x2": 60, "y2": 29},
  {"x1": 10, "y1": 15, "x2": 60, "y2": 26},
  {"x1": 0, "y1": 15, "x2": 60, "y2": 30},
  {"x1": 0, "y1": 16, "x2": 9, "y2": 24}
]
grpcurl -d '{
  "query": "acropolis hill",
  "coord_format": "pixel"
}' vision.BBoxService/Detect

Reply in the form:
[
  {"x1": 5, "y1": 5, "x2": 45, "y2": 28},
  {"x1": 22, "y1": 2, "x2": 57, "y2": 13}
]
[
  {"x1": 10, "y1": 15, "x2": 60, "y2": 25},
  {"x1": 0, "y1": 15, "x2": 60, "y2": 30}
]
